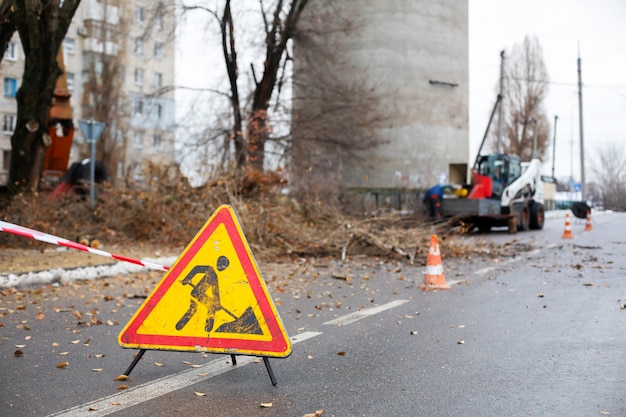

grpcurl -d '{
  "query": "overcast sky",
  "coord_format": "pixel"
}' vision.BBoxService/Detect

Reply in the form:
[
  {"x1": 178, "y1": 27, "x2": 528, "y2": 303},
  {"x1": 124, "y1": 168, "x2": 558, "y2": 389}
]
[{"x1": 469, "y1": 0, "x2": 626, "y2": 181}]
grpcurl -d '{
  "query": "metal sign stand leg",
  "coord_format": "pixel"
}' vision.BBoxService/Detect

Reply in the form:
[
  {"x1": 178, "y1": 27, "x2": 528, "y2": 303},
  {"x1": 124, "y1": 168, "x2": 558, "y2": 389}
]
[
  {"x1": 124, "y1": 349, "x2": 146, "y2": 376},
  {"x1": 230, "y1": 354, "x2": 277, "y2": 385},
  {"x1": 262, "y1": 357, "x2": 277, "y2": 386}
]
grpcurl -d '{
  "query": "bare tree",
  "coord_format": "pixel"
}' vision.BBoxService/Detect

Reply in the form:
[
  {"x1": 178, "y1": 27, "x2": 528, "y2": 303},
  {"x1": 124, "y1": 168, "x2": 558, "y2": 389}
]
[
  {"x1": 247, "y1": 0, "x2": 308, "y2": 172},
  {"x1": 8, "y1": 0, "x2": 81, "y2": 193},
  {"x1": 592, "y1": 143, "x2": 626, "y2": 211},
  {"x1": 181, "y1": 0, "x2": 308, "y2": 175},
  {"x1": 492, "y1": 35, "x2": 551, "y2": 161},
  {"x1": 0, "y1": 2, "x2": 16, "y2": 62}
]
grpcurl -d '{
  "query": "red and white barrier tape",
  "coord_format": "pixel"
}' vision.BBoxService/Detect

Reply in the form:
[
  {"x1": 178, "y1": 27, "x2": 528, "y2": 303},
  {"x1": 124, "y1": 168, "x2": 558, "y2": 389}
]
[{"x1": 0, "y1": 220, "x2": 169, "y2": 272}]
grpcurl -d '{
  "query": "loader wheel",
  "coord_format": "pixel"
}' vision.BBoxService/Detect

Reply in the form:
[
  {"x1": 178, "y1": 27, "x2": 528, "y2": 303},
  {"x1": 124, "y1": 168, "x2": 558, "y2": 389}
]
[
  {"x1": 529, "y1": 202, "x2": 545, "y2": 230},
  {"x1": 513, "y1": 203, "x2": 530, "y2": 231}
]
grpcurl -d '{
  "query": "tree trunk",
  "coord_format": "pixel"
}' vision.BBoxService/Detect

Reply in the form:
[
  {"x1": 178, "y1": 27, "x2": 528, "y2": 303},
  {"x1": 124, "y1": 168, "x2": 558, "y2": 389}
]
[
  {"x1": 8, "y1": 0, "x2": 81, "y2": 193},
  {"x1": 9, "y1": 48, "x2": 61, "y2": 192},
  {"x1": 246, "y1": 108, "x2": 270, "y2": 171},
  {"x1": 245, "y1": 0, "x2": 309, "y2": 172},
  {"x1": 220, "y1": 0, "x2": 246, "y2": 170}
]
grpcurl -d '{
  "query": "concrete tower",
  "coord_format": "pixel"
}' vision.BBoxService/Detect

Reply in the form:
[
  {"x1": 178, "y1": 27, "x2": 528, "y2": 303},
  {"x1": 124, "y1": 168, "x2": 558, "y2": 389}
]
[{"x1": 292, "y1": 0, "x2": 468, "y2": 196}]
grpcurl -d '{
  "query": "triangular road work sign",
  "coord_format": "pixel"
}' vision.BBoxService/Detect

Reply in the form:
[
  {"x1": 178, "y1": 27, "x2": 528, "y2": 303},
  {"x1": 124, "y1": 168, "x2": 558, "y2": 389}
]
[{"x1": 118, "y1": 205, "x2": 292, "y2": 358}]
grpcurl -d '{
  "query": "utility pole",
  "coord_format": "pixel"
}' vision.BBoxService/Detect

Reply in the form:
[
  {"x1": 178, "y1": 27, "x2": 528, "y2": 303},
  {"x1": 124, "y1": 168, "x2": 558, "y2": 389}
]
[
  {"x1": 577, "y1": 46, "x2": 586, "y2": 200},
  {"x1": 551, "y1": 115, "x2": 558, "y2": 179},
  {"x1": 496, "y1": 50, "x2": 505, "y2": 153},
  {"x1": 531, "y1": 98, "x2": 538, "y2": 160},
  {"x1": 532, "y1": 119, "x2": 538, "y2": 160}
]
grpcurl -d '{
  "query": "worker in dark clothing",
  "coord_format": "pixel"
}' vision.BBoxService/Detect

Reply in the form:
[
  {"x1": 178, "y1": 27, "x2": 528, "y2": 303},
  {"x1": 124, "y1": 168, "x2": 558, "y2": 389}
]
[{"x1": 423, "y1": 184, "x2": 456, "y2": 218}]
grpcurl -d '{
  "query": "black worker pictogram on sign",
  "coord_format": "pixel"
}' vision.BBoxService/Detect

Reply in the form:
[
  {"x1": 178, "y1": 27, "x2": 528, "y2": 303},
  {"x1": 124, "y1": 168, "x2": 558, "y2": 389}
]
[{"x1": 118, "y1": 205, "x2": 292, "y2": 358}]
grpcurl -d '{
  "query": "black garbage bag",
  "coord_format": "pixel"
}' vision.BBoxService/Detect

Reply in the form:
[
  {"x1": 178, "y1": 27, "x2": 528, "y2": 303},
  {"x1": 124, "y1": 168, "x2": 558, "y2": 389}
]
[{"x1": 571, "y1": 201, "x2": 590, "y2": 219}]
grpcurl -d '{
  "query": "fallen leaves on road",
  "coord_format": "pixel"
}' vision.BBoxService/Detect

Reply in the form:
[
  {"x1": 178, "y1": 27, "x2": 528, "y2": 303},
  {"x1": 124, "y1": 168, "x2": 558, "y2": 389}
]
[
  {"x1": 260, "y1": 402, "x2": 273, "y2": 408},
  {"x1": 57, "y1": 361, "x2": 69, "y2": 369},
  {"x1": 114, "y1": 375, "x2": 129, "y2": 381}
]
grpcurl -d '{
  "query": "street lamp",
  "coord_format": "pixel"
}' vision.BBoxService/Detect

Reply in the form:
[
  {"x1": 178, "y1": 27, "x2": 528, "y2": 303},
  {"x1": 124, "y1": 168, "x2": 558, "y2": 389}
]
[{"x1": 78, "y1": 119, "x2": 105, "y2": 222}]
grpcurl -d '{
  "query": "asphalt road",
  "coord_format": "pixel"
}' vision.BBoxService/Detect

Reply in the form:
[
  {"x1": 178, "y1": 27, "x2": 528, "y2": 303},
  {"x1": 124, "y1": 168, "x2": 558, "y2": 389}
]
[{"x1": 1, "y1": 211, "x2": 625, "y2": 417}]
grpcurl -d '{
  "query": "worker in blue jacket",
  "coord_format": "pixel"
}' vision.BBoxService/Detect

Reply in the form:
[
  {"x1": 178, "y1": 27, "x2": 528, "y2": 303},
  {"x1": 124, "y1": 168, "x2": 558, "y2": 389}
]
[{"x1": 423, "y1": 184, "x2": 456, "y2": 218}]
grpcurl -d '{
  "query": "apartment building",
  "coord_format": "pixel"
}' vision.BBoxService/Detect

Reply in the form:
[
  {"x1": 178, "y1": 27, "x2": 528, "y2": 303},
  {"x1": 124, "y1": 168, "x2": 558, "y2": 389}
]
[
  {"x1": 0, "y1": 0, "x2": 176, "y2": 186},
  {"x1": 0, "y1": 35, "x2": 20, "y2": 187}
]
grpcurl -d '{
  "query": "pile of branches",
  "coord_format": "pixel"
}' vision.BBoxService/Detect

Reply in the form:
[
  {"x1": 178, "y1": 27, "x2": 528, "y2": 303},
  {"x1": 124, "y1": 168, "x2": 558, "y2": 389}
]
[{"x1": 0, "y1": 170, "x2": 513, "y2": 264}]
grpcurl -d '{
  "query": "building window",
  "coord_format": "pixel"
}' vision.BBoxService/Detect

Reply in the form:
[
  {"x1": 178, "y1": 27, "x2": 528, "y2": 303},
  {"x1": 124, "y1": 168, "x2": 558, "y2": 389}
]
[
  {"x1": 154, "y1": 42, "x2": 163, "y2": 60},
  {"x1": 133, "y1": 131, "x2": 143, "y2": 148},
  {"x1": 2, "y1": 150, "x2": 10, "y2": 171},
  {"x1": 134, "y1": 68, "x2": 144, "y2": 86},
  {"x1": 66, "y1": 73, "x2": 75, "y2": 91},
  {"x1": 134, "y1": 38, "x2": 144, "y2": 56},
  {"x1": 4, "y1": 43, "x2": 18, "y2": 61},
  {"x1": 155, "y1": 13, "x2": 163, "y2": 30},
  {"x1": 63, "y1": 38, "x2": 76, "y2": 54},
  {"x1": 153, "y1": 133, "x2": 162, "y2": 148},
  {"x1": 3, "y1": 114, "x2": 17, "y2": 133},
  {"x1": 4, "y1": 78, "x2": 17, "y2": 97},
  {"x1": 154, "y1": 72, "x2": 162, "y2": 89},
  {"x1": 135, "y1": 6, "x2": 144, "y2": 23},
  {"x1": 132, "y1": 164, "x2": 143, "y2": 180},
  {"x1": 134, "y1": 98, "x2": 144, "y2": 115},
  {"x1": 117, "y1": 161, "x2": 123, "y2": 178},
  {"x1": 117, "y1": 97, "x2": 125, "y2": 115},
  {"x1": 155, "y1": 103, "x2": 163, "y2": 119}
]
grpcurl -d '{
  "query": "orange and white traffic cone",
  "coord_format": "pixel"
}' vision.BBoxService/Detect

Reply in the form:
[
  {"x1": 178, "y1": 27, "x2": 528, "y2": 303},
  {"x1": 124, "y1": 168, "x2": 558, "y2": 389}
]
[
  {"x1": 562, "y1": 213, "x2": 574, "y2": 239},
  {"x1": 584, "y1": 210, "x2": 593, "y2": 231},
  {"x1": 419, "y1": 234, "x2": 451, "y2": 291}
]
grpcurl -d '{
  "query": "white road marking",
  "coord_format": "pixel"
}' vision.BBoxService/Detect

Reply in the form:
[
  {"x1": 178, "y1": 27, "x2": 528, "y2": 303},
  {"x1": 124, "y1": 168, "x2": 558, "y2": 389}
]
[
  {"x1": 48, "y1": 297, "x2": 410, "y2": 417},
  {"x1": 474, "y1": 247, "x2": 548, "y2": 275},
  {"x1": 48, "y1": 331, "x2": 322, "y2": 417},
  {"x1": 474, "y1": 266, "x2": 495, "y2": 275},
  {"x1": 323, "y1": 299, "x2": 409, "y2": 326}
]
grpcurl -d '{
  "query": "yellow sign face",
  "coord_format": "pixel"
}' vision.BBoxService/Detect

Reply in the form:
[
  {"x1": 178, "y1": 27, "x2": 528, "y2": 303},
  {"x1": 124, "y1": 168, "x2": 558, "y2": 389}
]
[{"x1": 118, "y1": 205, "x2": 292, "y2": 357}]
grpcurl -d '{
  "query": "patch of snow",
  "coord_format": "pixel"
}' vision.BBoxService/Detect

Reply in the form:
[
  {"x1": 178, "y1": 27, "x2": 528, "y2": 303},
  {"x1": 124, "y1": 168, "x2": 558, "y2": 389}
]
[{"x1": 0, "y1": 256, "x2": 177, "y2": 289}]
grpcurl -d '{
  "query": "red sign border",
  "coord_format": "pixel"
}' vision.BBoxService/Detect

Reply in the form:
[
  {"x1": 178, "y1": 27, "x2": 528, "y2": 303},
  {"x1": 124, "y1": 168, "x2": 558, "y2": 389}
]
[{"x1": 118, "y1": 206, "x2": 291, "y2": 357}]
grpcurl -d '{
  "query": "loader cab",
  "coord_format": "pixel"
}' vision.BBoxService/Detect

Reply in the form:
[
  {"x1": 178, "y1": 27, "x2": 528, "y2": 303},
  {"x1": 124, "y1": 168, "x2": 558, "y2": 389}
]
[{"x1": 476, "y1": 153, "x2": 522, "y2": 198}]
